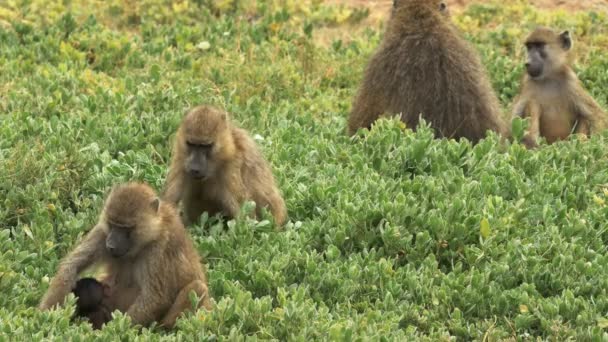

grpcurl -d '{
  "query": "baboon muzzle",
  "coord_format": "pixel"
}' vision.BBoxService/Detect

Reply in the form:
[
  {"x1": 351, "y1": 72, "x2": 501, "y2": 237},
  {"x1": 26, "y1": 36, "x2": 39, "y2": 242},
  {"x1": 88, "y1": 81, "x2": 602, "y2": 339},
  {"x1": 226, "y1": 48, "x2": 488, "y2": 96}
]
[{"x1": 106, "y1": 229, "x2": 131, "y2": 258}]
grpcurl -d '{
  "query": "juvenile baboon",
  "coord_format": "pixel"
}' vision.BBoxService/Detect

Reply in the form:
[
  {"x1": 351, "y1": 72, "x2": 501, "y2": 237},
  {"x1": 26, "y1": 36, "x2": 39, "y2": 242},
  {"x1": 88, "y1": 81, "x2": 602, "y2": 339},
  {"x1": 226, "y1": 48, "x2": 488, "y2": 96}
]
[
  {"x1": 162, "y1": 105, "x2": 287, "y2": 226},
  {"x1": 347, "y1": 0, "x2": 508, "y2": 142},
  {"x1": 72, "y1": 277, "x2": 111, "y2": 329},
  {"x1": 512, "y1": 27, "x2": 607, "y2": 148},
  {"x1": 39, "y1": 183, "x2": 211, "y2": 329}
]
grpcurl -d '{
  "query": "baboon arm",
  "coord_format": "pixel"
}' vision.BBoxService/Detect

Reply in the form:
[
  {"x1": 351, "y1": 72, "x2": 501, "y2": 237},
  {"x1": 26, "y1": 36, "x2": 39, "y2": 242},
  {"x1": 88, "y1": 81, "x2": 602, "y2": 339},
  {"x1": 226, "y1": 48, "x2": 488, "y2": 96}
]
[
  {"x1": 574, "y1": 117, "x2": 591, "y2": 135},
  {"x1": 221, "y1": 191, "x2": 245, "y2": 219},
  {"x1": 574, "y1": 90, "x2": 606, "y2": 133},
  {"x1": 162, "y1": 169, "x2": 185, "y2": 205},
  {"x1": 221, "y1": 169, "x2": 250, "y2": 219},
  {"x1": 271, "y1": 200, "x2": 288, "y2": 226},
  {"x1": 522, "y1": 102, "x2": 541, "y2": 148},
  {"x1": 512, "y1": 97, "x2": 529, "y2": 118},
  {"x1": 39, "y1": 226, "x2": 106, "y2": 310},
  {"x1": 576, "y1": 89, "x2": 604, "y2": 116}
]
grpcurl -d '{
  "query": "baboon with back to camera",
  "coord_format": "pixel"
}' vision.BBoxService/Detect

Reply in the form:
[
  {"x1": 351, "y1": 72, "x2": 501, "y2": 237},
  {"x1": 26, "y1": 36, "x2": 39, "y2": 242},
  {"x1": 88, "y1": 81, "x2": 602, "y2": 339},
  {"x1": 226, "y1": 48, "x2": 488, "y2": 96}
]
[
  {"x1": 162, "y1": 105, "x2": 287, "y2": 227},
  {"x1": 347, "y1": 0, "x2": 508, "y2": 142},
  {"x1": 39, "y1": 183, "x2": 211, "y2": 329},
  {"x1": 512, "y1": 27, "x2": 607, "y2": 148}
]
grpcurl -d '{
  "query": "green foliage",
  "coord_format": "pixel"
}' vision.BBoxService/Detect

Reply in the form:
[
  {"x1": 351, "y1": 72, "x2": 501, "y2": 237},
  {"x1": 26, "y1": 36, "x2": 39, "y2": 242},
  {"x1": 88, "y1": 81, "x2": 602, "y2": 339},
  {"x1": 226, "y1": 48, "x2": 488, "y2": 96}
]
[{"x1": 2, "y1": 0, "x2": 608, "y2": 340}]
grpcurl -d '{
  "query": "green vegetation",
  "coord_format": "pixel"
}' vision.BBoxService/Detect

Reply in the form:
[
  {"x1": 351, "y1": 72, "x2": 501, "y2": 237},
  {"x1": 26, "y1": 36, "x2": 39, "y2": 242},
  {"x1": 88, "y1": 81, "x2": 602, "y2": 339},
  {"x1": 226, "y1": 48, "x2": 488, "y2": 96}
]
[{"x1": 2, "y1": 0, "x2": 608, "y2": 339}]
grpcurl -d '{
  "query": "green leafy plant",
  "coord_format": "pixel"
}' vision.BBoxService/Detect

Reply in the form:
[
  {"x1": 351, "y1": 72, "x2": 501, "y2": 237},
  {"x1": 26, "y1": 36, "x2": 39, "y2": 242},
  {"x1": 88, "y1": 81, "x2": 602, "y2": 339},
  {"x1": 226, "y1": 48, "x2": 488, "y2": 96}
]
[{"x1": 2, "y1": 0, "x2": 608, "y2": 340}]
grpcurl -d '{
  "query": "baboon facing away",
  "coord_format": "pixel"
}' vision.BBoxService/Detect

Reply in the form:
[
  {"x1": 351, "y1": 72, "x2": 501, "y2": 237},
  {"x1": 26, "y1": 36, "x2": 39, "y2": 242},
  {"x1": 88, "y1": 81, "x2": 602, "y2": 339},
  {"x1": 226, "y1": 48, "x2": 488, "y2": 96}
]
[
  {"x1": 512, "y1": 27, "x2": 607, "y2": 148},
  {"x1": 162, "y1": 105, "x2": 287, "y2": 227},
  {"x1": 347, "y1": 0, "x2": 508, "y2": 142},
  {"x1": 39, "y1": 183, "x2": 211, "y2": 329}
]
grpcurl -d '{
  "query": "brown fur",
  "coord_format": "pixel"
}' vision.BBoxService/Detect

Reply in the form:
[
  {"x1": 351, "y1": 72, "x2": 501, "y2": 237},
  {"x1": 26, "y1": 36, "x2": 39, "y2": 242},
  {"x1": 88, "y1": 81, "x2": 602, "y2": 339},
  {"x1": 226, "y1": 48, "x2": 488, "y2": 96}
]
[
  {"x1": 162, "y1": 105, "x2": 287, "y2": 226},
  {"x1": 347, "y1": 0, "x2": 508, "y2": 142},
  {"x1": 39, "y1": 183, "x2": 211, "y2": 329},
  {"x1": 512, "y1": 27, "x2": 607, "y2": 148}
]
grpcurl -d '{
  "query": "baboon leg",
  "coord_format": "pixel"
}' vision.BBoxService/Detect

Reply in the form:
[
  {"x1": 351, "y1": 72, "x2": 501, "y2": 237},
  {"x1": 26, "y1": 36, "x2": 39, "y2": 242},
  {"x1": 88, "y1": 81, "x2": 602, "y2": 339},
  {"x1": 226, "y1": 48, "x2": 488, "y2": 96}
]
[{"x1": 160, "y1": 280, "x2": 211, "y2": 328}]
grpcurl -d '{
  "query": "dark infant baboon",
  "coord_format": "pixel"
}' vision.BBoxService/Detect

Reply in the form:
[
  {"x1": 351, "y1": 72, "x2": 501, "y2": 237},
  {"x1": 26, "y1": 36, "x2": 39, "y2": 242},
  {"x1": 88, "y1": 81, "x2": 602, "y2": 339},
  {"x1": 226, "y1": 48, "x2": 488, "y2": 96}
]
[{"x1": 72, "y1": 277, "x2": 112, "y2": 329}]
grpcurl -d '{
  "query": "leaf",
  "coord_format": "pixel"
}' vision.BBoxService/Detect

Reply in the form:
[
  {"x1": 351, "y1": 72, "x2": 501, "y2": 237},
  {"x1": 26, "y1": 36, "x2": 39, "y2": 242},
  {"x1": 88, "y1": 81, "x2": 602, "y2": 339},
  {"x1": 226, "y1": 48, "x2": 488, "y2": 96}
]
[
  {"x1": 593, "y1": 195, "x2": 605, "y2": 206},
  {"x1": 598, "y1": 318, "x2": 608, "y2": 329},
  {"x1": 480, "y1": 218, "x2": 491, "y2": 239},
  {"x1": 149, "y1": 64, "x2": 161, "y2": 84},
  {"x1": 21, "y1": 225, "x2": 34, "y2": 241},
  {"x1": 511, "y1": 117, "x2": 525, "y2": 141}
]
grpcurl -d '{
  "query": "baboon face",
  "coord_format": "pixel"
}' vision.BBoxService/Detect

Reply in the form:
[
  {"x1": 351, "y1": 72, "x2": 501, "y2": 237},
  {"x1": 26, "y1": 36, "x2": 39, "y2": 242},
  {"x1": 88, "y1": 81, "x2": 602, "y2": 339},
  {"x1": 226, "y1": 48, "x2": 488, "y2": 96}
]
[
  {"x1": 525, "y1": 28, "x2": 571, "y2": 80},
  {"x1": 103, "y1": 184, "x2": 162, "y2": 258},
  {"x1": 184, "y1": 142, "x2": 214, "y2": 180},
  {"x1": 180, "y1": 106, "x2": 230, "y2": 180},
  {"x1": 105, "y1": 221, "x2": 134, "y2": 258}
]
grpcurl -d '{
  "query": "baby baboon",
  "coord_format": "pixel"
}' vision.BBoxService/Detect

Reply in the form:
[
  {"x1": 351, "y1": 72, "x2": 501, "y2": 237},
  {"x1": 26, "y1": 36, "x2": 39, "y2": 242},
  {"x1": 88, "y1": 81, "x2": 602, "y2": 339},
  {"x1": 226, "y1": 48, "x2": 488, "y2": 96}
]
[
  {"x1": 347, "y1": 0, "x2": 508, "y2": 142},
  {"x1": 72, "y1": 277, "x2": 111, "y2": 329},
  {"x1": 39, "y1": 183, "x2": 211, "y2": 329},
  {"x1": 162, "y1": 105, "x2": 287, "y2": 226},
  {"x1": 512, "y1": 27, "x2": 607, "y2": 148}
]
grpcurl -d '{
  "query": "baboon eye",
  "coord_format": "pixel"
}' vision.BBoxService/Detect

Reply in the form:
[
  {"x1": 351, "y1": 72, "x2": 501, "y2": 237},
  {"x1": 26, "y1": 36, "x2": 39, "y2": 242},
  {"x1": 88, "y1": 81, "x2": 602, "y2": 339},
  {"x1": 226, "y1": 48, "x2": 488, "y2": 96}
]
[
  {"x1": 525, "y1": 42, "x2": 545, "y2": 50},
  {"x1": 186, "y1": 141, "x2": 213, "y2": 149},
  {"x1": 110, "y1": 224, "x2": 134, "y2": 232}
]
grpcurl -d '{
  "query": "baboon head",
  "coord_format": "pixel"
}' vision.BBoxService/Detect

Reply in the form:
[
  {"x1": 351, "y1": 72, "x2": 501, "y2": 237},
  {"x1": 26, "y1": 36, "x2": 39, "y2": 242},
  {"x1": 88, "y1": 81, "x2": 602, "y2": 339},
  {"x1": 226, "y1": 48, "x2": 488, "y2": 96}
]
[
  {"x1": 73, "y1": 278, "x2": 104, "y2": 311},
  {"x1": 524, "y1": 27, "x2": 572, "y2": 80},
  {"x1": 392, "y1": 0, "x2": 449, "y2": 15},
  {"x1": 178, "y1": 105, "x2": 236, "y2": 181},
  {"x1": 102, "y1": 183, "x2": 162, "y2": 258}
]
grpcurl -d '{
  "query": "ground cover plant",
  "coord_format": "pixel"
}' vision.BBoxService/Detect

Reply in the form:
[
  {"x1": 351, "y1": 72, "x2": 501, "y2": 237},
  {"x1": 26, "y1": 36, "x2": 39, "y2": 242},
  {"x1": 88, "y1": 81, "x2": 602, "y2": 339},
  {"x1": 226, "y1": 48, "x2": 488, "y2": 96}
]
[{"x1": 2, "y1": 0, "x2": 608, "y2": 339}]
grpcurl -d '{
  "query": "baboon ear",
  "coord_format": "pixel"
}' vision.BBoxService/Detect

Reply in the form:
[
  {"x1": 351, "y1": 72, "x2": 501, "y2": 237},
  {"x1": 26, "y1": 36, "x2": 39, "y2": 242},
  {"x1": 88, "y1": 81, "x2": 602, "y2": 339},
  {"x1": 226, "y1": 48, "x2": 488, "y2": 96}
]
[
  {"x1": 150, "y1": 198, "x2": 160, "y2": 213},
  {"x1": 220, "y1": 111, "x2": 228, "y2": 121},
  {"x1": 439, "y1": 2, "x2": 448, "y2": 12},
  {"x1": 559, "y1": 31, "x2": 572, "y2": 50}
]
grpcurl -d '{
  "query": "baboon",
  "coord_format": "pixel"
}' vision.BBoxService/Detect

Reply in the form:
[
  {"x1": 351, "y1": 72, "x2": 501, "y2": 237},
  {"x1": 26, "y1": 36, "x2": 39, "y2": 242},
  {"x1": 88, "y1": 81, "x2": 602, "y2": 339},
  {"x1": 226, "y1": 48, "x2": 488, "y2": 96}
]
[
  {"x1": 162, "y1": 105, "x2": 287, "y2": 226},
  {"x1": 512, "y1": 27, "x2": 607, "y2": 148},
  {"x1": 347, "y1": 0, "x2": 508, "y2": 142},
  {"x1": 39, "y1": 183, "x2": 211, "y2": 329},
  {"x1": 72, "y1": 277, "x2": 111, "y2": 329}
]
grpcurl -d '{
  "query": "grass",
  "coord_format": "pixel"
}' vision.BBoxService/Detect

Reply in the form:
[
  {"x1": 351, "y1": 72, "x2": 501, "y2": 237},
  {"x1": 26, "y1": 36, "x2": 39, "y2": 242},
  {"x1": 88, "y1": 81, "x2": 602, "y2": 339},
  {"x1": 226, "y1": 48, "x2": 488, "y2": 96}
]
[{"x1": 2, "y1": 0, "x2": 608, "y2": 340}]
